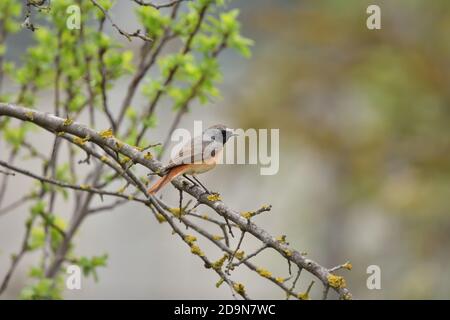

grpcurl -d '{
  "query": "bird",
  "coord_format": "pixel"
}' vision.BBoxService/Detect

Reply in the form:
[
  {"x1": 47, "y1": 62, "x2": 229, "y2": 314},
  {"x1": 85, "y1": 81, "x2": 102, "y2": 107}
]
[{"x1": 147, "y1": 124, "x2": 237, "y2": 195}]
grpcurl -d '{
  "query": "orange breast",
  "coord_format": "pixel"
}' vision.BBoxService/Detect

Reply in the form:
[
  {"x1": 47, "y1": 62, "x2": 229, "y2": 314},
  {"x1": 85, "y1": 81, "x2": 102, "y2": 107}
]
[
  {"x1": 184, "y1": 162, "x2": 216, "y2": 175},
  {"x1": 186, "y1": 149, "x2": 222, "y2": 175}
]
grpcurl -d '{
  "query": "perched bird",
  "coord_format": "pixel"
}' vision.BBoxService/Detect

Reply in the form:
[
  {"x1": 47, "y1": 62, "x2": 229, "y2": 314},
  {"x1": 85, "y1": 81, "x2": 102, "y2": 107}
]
[{"x1": 147, "y1": 124, "x2": 237, "y2": 194}]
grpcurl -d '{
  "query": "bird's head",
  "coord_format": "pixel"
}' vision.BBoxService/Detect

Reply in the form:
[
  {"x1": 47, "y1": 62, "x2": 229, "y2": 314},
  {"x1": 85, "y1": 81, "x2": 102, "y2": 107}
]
[{"x1": 204, "y1": 124, "x2": 237, "y2": 144}]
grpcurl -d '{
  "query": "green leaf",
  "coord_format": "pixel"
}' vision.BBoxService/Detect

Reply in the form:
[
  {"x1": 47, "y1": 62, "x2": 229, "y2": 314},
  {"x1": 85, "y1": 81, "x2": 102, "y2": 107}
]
[
  {"x1": 77, "y1": 254, "x2": 108, "y2": 282},
  {"x1": 28, "y1": 226, "x2": 45, "y2": 251},
  {"x1": 29, "y1": 266, "x2": 45, "y2": 279},
  {"x1": 142, "y1": 79, "x2": 164, "y2": 100},
  {"x1": 220, "y1": 9, "x2": 240, "y2": 33},
  {"x1": 143, "y1": 114, "x2": 158, "y2": 128},
  {"x1": 20, "y1": 278, "x2": 63, "y2": 300},
  {"x1": 56, "y1": 164, "x2": 71, "y2": 183},
  {"x1": 126, "y1": 107, "x2": 138, "y2": 121},
  {"x1": 4, "y1": 125, "x2": 28, "y2": 149},
  {"x1": 31, "y1": 201, "x2": 46, "y2": 216},
  {"x1": 228, "y1": 34, "x2": 254, "y2": 58},
  {"x1": 136, "y1": 6, "x2": 169, "y2": 38}
]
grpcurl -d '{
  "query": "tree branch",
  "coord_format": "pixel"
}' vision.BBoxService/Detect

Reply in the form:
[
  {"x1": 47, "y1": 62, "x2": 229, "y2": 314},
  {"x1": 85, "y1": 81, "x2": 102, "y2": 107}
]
[
  {"x1": 0, "y1": 103, "x2": 353, "y2": 299},
  {"x1": 132, "y1": 0, "x2": 190, "y2": 10},
  {"x1": 90, "y1": 0, "x2": 153, "y2": 42},
  {"x1": 0, "y1": 159, "x2": 148, "y2": 205}
]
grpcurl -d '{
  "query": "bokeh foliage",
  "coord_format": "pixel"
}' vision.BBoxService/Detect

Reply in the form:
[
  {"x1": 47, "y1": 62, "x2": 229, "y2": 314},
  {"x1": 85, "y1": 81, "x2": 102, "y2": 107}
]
[
  {"x1": 0, "y1": 0, "x2": 251, "y2": 299},
  {"x1": 231, "y1": 0, "x2": 450, "y2": 298}
]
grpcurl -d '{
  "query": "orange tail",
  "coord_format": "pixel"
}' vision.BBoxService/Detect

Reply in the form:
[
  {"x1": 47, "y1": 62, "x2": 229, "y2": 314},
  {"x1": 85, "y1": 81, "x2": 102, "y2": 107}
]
[{"x1": 147, "y1": 165, "x2": 188, "y2": 194}]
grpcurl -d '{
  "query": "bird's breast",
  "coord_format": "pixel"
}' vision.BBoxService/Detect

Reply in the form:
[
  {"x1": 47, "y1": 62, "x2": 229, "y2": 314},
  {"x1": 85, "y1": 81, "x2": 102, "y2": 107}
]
[{"x1": 184, "y1": 162, "x2": 217, "y2": 175}]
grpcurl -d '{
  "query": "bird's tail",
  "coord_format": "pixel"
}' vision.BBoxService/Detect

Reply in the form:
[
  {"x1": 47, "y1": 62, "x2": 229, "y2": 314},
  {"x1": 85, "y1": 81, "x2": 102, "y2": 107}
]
[{"x1": 147, "y1": 165, "x2": 188, "y2": 194}]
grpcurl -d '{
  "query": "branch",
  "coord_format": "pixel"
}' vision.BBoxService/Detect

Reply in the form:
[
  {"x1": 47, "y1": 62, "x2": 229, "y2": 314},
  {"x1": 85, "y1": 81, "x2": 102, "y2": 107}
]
[
  {"x1": 0, "y1": 103, "x2": 353, "y2": 299},
  {"x1": 0, "y1": 169, "x2": 14, "y2": 176},
  {"x1": 116, "y1": 3, "x2": 180, "y2": 128},
  {"x1": 0, "y1": 159, "x2": 148, "y2": 205},
  {"x1": 90, "y1": 0, "x2": 153, "y2": 42},
  {"x1": 0, "y1": 214, "x2": 35, "y2": 295},
  {"x1": 132, "y1": 0, "x2": 189, "y2": 10},
  {"x1": 0, "y1": 194, "x2": 34, "y2": 217},
  {"x1": 0, "y1": 150, "x2": 17, "y2": 209},
  {"x1": 134, "y1": 2, "x2": 210, "y2": 144}
]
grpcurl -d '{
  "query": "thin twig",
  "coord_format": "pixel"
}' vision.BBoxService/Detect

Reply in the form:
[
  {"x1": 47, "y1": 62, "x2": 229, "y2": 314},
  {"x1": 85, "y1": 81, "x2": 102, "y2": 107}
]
[
  {"x1": 0, "y1": 195, "x2": 34, "y2": 217},
  {"x1": 132, "y1": 0, "x2": 189, "y2": 10},
  {"x1": 286, "y1": 267, "x2": 302, "y2": 300},
  {"x1": 232, "y1": 245, "x2": 268, "y2": 267},
  {"x1": 0, "y1": 160, "x2": 148, "y2": 204},
  {"x1": 0, "y1": 215, "x2": 35, "y2": 295},
  {"x1": 226, "y1": 229, "x2": 246, "y2": 274},
  {"x1": 322, "y1": 285, "x2": 330, "y2": 300},
  {"x1": 90, "y1": 0, "x2": 153, "y2": 42},
  {"x1": 87, "y1": 198, "x2": 128, "y2": 214},
  {"x1": 0, "y1": 169, "x2": 14, "y2": 176}
]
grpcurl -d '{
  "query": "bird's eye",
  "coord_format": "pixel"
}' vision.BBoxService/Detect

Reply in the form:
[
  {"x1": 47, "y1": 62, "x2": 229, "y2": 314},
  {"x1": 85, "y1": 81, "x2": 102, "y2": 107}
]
[{"x1": 211, "y1": 136, "x2": 216, "y2": 140}]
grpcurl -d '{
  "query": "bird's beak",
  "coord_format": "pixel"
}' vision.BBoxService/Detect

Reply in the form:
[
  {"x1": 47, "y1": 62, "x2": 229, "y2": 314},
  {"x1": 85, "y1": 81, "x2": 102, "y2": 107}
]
[{"x1": 227, "y1": 129, "x2": 238, "y2": 137}]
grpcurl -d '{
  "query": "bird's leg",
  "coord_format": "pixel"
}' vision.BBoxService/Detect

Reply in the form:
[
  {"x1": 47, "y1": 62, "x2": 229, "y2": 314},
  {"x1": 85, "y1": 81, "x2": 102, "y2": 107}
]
[
  {"x1": 192, "y1": 175, "x2": 212, "y2": 195},
  {"x1": 183, "y1": 174, "x2": 198, "y2": 189},
  {"x1": 178, "y1": 188, "x2": 186, "y2": 226},
  {"x1": 147, "y1": 172, "x2": 159, "y2": 176}
]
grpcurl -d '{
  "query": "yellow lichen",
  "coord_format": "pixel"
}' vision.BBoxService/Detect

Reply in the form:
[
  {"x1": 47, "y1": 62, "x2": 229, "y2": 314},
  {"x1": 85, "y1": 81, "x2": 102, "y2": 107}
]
[
  {"x1": 73, "y1": 137, "x2": 84, "y2": 145},
  {"x1": 233, "y1": 282, "x2": 246, "y2": 296},
  {"x1": 144, "y1": 152, "x2": 153, "y2": 160},
  {"x1": 190, "y1": 244, "x2": 205, "y2": 257},
  {"x1": 211, "y1": 254, "x2": 228, "y2": 270},
  {"x1": 184, "y1": 235, "x2": 197, "y2": 244},
  {"x1": 327, "y1": 274, "x2": 346, "y2": 289},
  {"x1": 63, "y1": 118, "x2": 73, "y2": 126},
  {"x1": 342, "y1": 292, "x2": 353, "y2": 300},
  {"x1": 342, "y1": 262, "x2": 352, "y2": 270},
  {"x1": 100, "y1": 156, "x2": 109, "y2": 163},
  {"x1": 215, "y1": 278, "x2": 224, "y2": 288},
  {"x1": 25, "y1": 111, "x2": 34, "y2": 120},
  {"x1": 80, "y1": 184, "x2": 91, "y2": 190},
  {"x1": 73, "y1": 135, "x2": 90, "y2": 146},
  {"x1": 257, "y1": 267, "x2": 272, "y2": 278},
  {"x1": 128, "y1": 195, "x2": 134, "y2": 201},
  {"x1": 57, "y1": 131, "x2": 65, "y2": 137},
  {"x1": 201, "y1": 214, "x2": 209, "y2": 220},
  {"x1": 235, "y1": 250, "x2": 245, "y2": 260},
  {"x1": 206, "y1": 193, "x2": 221, "y2": 202},
  {"x1": 283, "y1": 249, "x2": 293, "y2": 257},
  {"x1": 155, "y1": 213, "x2": 166, "y2": 223},
  {"x1": 297, "y1": 292, "x2": 309, "y2": 300},
  {"x1": 119, "y1": 156, "x2": 131, "y2": 165},
  {"x1": 240, "y1": 211, "x2": 254, "y2": 219},
  {"x1": 275, "y1": 277, "x2": 285, "y2": 284},
  {"x1": 169, "y1": 207, "x2": 185, "y2": 218},
  {"x1": 115, "y1": 141, "x2": 124, "y2": 150},
  {"x1": 261, "y1": 204, "x2": 271, "y2": 210},
  {"x1": 99, "y1": 128, "x2": 113, "y2": 139},
  {"x1": 212, "y1": 235, "x2": 224, "y2": 241},
  {"x1": 276, "y1": 235, "x2": 287, "y2": 244}
]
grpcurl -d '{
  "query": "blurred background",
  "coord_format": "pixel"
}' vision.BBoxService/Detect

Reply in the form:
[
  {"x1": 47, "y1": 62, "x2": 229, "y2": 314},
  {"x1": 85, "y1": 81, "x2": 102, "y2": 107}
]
[{"x1": 1, "y1": 0, "x2": 450, "y2": 299}]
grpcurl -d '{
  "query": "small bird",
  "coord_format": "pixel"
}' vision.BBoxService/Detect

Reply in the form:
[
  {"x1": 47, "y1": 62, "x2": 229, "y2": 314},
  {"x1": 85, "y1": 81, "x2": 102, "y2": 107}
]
[{"x1": 147, "y1": 124, "x2": 237, "y2": 194}]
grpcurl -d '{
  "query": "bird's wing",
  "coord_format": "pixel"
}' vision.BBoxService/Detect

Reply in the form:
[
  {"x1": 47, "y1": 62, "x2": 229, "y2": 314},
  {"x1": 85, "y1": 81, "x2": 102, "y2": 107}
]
[{"x1": 165, "y1": 135, "x2": 222, "y2": 171}]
